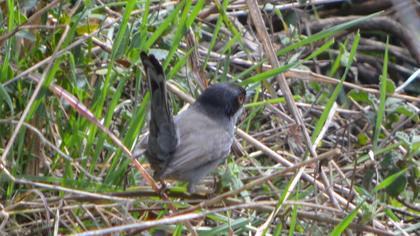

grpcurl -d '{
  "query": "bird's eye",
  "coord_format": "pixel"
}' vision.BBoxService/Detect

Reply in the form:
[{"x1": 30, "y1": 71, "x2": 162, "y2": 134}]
[{"x1": 237, "y1": 94, "x2": 245, "y2": 104}]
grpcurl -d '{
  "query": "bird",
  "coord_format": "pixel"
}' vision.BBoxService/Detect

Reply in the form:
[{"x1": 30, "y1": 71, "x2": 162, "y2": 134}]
[{"x1": 133, "y1": 52, "x2": 246, "y2": 193}]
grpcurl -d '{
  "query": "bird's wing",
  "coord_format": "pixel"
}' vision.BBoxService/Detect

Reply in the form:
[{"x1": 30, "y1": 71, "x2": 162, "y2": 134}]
[{"x1": 160, "y1": 108, "x2": 233, "y2": 177}]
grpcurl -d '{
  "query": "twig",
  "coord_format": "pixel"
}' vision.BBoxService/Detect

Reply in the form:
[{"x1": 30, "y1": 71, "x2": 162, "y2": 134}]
[
  {"x1": 0, "y1": 119, "x2": 101, "y2": 181},
  {"x1": 285, "y1": 69, "x2": 420, "y2": 103},
  {"x1": 166, "y1": 77, "x2": 387, "y2": 229},
  {"x1": 0, "y1": 0, "x2": 61, "y2": 45},
  {"x1": 396, "y1": 68, "x2": 420, "y2": 92},
  {"x1": 173, "y1": 149, "x2": 339, "y2": 215},
  {"x1": 297, "y1": 211, "x2": 395, "y2": 236},
  {"x1": 245, "y1": 1, "x2": 343, "y2": 231},
  {"x1": 0, "y1": 0, "x2": 81, "y2": 166},
  {"x1": 181, "y1": 44, "x2": 420, "y2": 102},
  {"x1": 13, "y1": 177, "x2": 131, "y2": 202},
  {"x1": 307, "y1": 16, "x2": 420, "y2": 65}
]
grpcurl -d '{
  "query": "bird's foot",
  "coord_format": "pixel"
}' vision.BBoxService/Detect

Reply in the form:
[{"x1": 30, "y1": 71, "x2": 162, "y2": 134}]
[{"x1": 158, "y1": 181, "x2": 168, "y2": 197}]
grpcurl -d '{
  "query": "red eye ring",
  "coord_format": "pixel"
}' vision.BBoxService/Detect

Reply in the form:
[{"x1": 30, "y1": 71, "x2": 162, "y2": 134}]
[{"x1": 237, "y1": 94, "x2": 245, "y2": 104}]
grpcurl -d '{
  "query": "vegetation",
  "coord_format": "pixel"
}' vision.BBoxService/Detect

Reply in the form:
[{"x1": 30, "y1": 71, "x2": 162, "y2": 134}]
[{"x1": 0, "y1": 0, "x2": 418, "y2": 235}]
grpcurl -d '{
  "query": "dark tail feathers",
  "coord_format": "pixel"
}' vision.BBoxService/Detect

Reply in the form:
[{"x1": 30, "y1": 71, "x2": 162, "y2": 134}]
[{"x1": 140, "y1": 53, "x2": 178, "y2": 173}]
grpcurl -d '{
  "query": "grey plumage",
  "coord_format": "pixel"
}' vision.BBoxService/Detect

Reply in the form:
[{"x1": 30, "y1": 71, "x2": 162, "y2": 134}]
[
  {"x1": 158, "y1": 103, "x2": 236, "y2": 192},
  {"x1": 135, "y1": 53, "x2": 245, "y2": 193}
]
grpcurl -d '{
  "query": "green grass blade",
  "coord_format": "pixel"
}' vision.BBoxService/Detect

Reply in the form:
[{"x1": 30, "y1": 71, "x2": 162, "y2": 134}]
[
  {"x1": 330, "y1": 202, "x2": 364, "y2": 236},
  {"x1": 260, "y1": 178, "x2": 294, "y2": 235},
  {"x1": 215, "y1": 0, "x2": 241, "y2": 43},
  {"x1": 311, "y1": 31, "x2": 360, "y2": 143},
  {"x1": 203, "y1": 15, "x2": 223, "y2": 68},
  {"x1": 186, "y1": 0, "x2": 205, "y2": 27},
  {"x1": 88, "y1": 0, "x2": 137, "y2": 164},
  {"x1": 237, "y1": 11, "x2": 381, "y2": 81},
  {"x1": 242, "y1": 38, "x2": 335, "y2": 85},
  {"x1": 92, "y1": 0, "x2": 135, "y2": 115},
  {"x1": 7, "y1": 0, "x2": 15, "y2": 32},
  {"x1": 288, "y1": 205, "x2": 298, "y2": 236},
  {"x1": 123, "y1": 93, "x2": 151, "y2": 147},
  {"x1": 244, "y1": 96, "x2": 302, "y2": 108},
  {"x1": 111, "y1": 0, "x2": 136, "y2": 59},
  {"x1": 167, "y1": 49, "x2": 193, "y2": 80},
  {"x1": 162, "y1": 1, "x2": 190, "y2": 69},
  {"x1": 0, "y1": 83, "x2": 14, "y2": 114},
  {"x1": 129, "y1": 0, "x2": 150, "y2": 61},
  {"x1": 163, "y1": 0, "x2": 204, "y2": 69},
  {"x1": 139, "y1": 0, "x2": 150, "y2": 45},
  {"x1": 244, "y1": 94, "x2": 261, "y2": 136},
  {"x1": 329, "y1": 43, "x2": 345, "y2": 77},
  {"x1": 373, "y1": 36, "x2": 389, "y2": 149},
  {"x1": 144, "y1": 3, "x2": 183, "y2": 50},
  {"x1": 105, "y1": 92, "x2": 151, "y2": 184},
  {"x1": 200, "y1": 218, "x2": 248, "y2": 236},
  {"x1": 90, "y1": 77, "x2": 128, "y2": 173},
  {"x1": 276, "y1": 12, "x2": 381, "y2": 57}
]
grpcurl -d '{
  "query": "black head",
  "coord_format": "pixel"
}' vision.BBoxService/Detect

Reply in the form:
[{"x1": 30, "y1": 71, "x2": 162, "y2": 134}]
[{"x1": 196, "y1": 83, "x2": 246, "y2": 118}]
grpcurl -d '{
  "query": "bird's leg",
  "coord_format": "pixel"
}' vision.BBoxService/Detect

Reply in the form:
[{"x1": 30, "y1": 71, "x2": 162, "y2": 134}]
[
  {"x1": 187, "y1": 182, "x2": 196, "y2": 194},
  {"x1": 202, "y1": 175, "x2": 221, "y2": 199},
  {"x1": 158, "y1": 180, "x2": 168, "y2": 197},
  {"x1": 212, "y1": 175, "x2": 219, "y2": 193}
]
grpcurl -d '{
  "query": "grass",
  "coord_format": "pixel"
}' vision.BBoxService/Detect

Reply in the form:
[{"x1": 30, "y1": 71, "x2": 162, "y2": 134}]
[{"x1": 0, "y1": 1, "x2": 419, "y2": 235}]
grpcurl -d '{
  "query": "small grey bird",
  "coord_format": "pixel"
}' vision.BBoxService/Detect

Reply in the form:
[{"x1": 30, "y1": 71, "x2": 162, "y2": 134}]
[{"x1": 133, "y1": 53, "x2": 245, "y2": 193}]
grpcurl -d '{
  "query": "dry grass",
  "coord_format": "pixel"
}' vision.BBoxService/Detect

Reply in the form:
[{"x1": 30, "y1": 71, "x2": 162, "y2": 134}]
[{"x1": 0, "y1": 0, "x2": 419, "y2": 235}]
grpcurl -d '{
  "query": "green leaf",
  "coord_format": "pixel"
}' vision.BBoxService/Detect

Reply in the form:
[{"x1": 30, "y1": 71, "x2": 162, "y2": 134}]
[
  {"x1": 396, "y1": 131, "x2": 411, "y2": 146},
  {"x1": 395, "y1": 106, "x2": 417, "y2": 120},
  {"x1": 386, "y1": 78, "x2": 395, "y2": 94},
  {"x1": 347, "y1": 90, "x2": 371, "y2": 104},
  {"x1": 357, "y1": 133, "x2": 370, "y2": 145},
  {"x1": 373, "y1": 168, "x2": 407, "y2": 192},
  {"x1": 384, "y1": 208, "x2": 400, "y2": 222}
]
